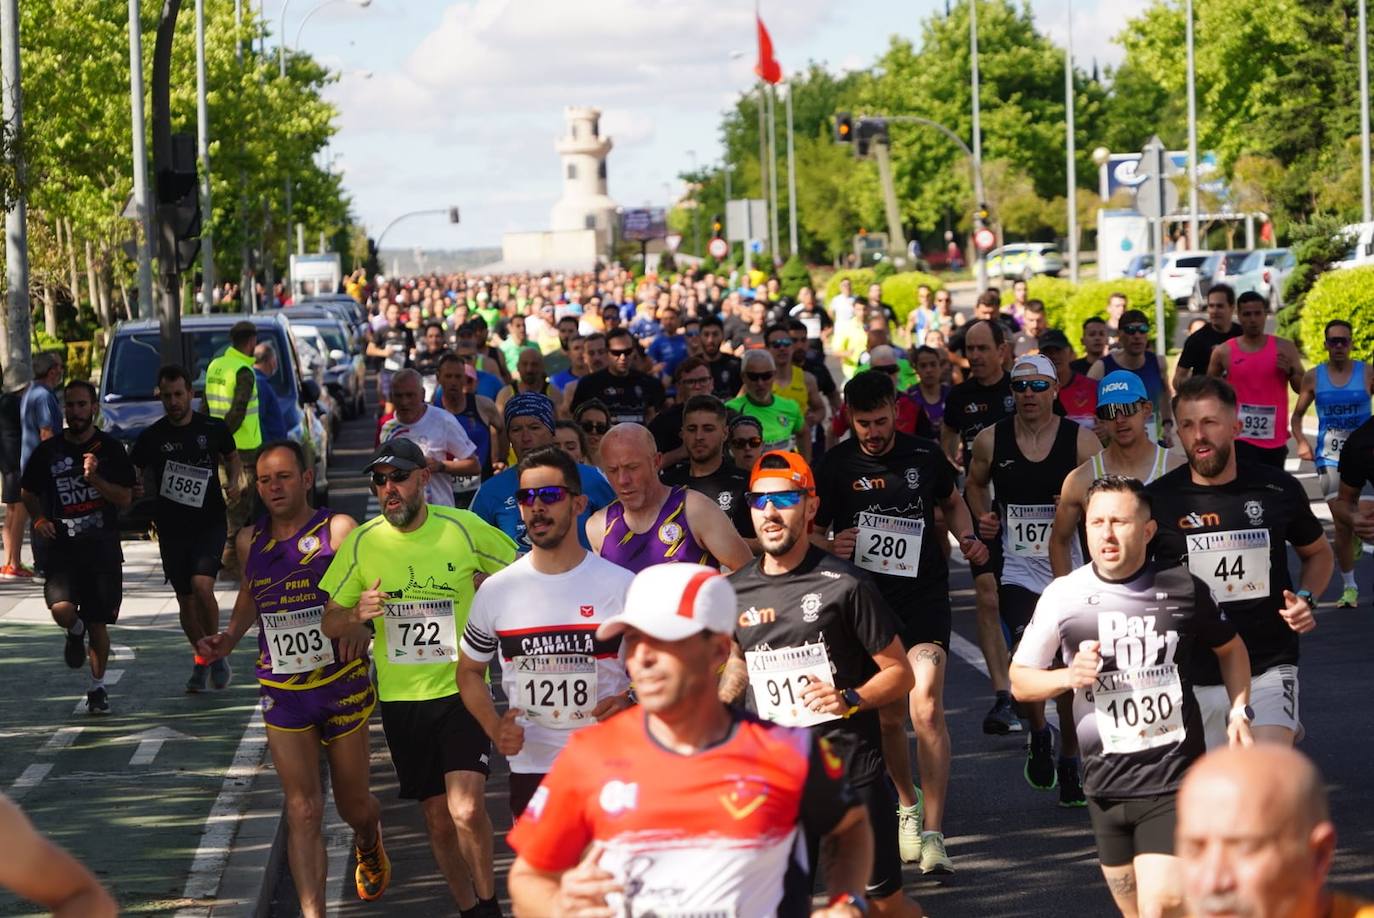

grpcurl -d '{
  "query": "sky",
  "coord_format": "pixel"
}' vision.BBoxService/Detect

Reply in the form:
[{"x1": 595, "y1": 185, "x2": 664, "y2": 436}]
[{"x1": 288, "y1": 0, "x2": 1151, "y2": 251}]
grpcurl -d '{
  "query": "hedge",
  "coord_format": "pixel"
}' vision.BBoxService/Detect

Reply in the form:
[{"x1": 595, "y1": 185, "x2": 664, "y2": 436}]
[
  {"x1": 1061, "y1": 279, "x2": 1177, "y2": 354},
  {"x1": 778, "y1": 255, "x2": 813, "y2": 300},
  {"x1": 1298, "y1": 265, "x2": 1374, "y2": 361},
  {"x1": 824, "y1": 269, "x2": 876, "y2": 304},
  {"x1": 1002, "y1": 276, "x2": 1076, "y2": 332},
  {"x1": 880, "y1": 271, "x2": 946, "y2": 325}
]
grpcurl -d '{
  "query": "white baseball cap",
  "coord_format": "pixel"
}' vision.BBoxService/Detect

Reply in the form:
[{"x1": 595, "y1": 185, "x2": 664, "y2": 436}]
[
  {"x1": 1011, "y1": 354, "x2": 1057, "y2": 381},
  {"x1": 596, "y1": 563, "x2": 738, "y2": 641}
]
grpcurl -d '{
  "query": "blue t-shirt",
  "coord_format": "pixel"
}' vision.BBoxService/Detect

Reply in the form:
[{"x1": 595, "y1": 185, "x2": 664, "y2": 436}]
[
  {"x1": 20, "y1": 383, "x2": 60, "y2": 472},
  {"x1": 647, "y1": 334, "x2": 688, "y2": 379},
  {"x1": 629, "y1": 316, "x2": 662, "y2": 340},
  {"x1": 475, "y1": 369, "x2": 503, "y2": 401},
  {"x1": 469, "y1": 462, "x2": 615, "y2": 552},
  {"x1": 551, "y1": 369, "x2": 580, "y2": 393},
  {"x1": 254, "y1": 369, "x2": 288, "y2": 441}
]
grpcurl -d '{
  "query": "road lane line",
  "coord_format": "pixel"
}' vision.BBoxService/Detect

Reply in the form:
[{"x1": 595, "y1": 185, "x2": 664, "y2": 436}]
[
  {"x1": 949, "y1": 632, "x2": 989, "y2": 678},
  {"x1": 40, "y1": 726, "x2": 82, "y2": 754},
  {"x1": 9, "y1": 763, "x2": 53, "y2": 801},
  {"x1": 110, "y1": 644, "x2": 136, "y2": 662}
]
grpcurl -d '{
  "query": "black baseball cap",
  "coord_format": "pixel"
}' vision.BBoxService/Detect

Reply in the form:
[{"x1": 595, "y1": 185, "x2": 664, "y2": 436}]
[
  {"x1": 1037, "y1": 329, "x2": 1072, "y2": 352},
  {"x1": 364, "y1": 437, "x2": 427, "y2": 473}
]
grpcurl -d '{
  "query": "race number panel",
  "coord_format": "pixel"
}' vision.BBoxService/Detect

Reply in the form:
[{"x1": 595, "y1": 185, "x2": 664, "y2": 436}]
[
  {"x1": 1092, "y1": 664, "x2": 1185, "y2": 755},
  {"x1": 159, "y1": 460, "x2": 211, "y2": 509},
  {"x1": 855, "y1": 512, "x2": 924, "y2": 578},
  {"x1": 1185, "y1": 529, "x2": 1271, "y2": 605},
  {"x1": 262, "y1": 606, "x2": 334, "y2": 675},
  {"x1": 511, "y1": 654, "x2": 597, "y2": 729},
  {"x1": 745, "y1": 643, "x2": 839, "y2": 728},
  {"x1": 1006, "y1": 503, "x2": 1055, "y2": 558},
  {"x1": 1321, "y1": 429, "x2": 1351, "y2": 463},
  {"x1": 383, "y1": 599, "x2": 457, "y2": 664},
  {"x1": 1238, "y1": 404, "x2": 1277, "y2": 441}
]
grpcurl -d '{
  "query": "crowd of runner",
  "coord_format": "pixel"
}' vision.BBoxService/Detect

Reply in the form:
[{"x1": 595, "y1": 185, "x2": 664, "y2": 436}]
[{"x1": 5, "y1": 263, "x2": 1374, "y2": 917}]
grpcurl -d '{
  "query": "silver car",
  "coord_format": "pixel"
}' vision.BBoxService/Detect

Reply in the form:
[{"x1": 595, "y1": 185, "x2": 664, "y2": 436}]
[{"x1": 1232, "y1": 248, "x2": 1296, "y2": 311}]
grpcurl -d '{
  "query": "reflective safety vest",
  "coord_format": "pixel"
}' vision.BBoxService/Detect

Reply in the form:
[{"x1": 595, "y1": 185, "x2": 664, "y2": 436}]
[{"x1": 204, "y1": 346, "x2": 261, "y2": 450}]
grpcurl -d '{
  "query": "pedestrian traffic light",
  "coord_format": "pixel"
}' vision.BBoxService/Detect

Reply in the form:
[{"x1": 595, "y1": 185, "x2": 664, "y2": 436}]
[
  {"x1": 835, "y1": 112, "x2": 854, "y2": 144},
  {"x1": 155, "y1": 132, "x2": 201, "y2": 274},
  {"x1": 711, "y1": 213, "x2": 724, "y2": 238}
]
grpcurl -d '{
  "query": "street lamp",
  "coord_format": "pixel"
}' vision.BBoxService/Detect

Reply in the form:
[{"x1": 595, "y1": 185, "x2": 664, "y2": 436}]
[
  {"x1": 280, "y1": 0, "x2": 371, "y2": 77},
  {"x1": 294, "y1": 0, "x2": 371, "y2": 51}
]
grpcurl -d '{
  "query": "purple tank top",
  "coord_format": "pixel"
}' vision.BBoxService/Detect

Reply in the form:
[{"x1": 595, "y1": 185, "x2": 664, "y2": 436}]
[
  {"x1": 246, "y1": 507, "x2": 363, "y2": 687},
  {"x1": 912, "y1": 384, "x2": 950, "y2": 430},
  {"x1": 599, "y1": 485, "x2": 718, "y2": 573}
]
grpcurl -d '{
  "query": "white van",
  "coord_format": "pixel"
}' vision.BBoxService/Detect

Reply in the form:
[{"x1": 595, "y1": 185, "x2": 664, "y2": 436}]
[{"x1": 1333, "y1": 222, "x2": 1374, "y2": 271}]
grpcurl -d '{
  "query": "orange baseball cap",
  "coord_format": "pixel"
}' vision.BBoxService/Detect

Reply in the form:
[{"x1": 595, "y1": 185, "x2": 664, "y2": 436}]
[{"x1": 749, "y1": 450, "x2": 816, "y2": 492}]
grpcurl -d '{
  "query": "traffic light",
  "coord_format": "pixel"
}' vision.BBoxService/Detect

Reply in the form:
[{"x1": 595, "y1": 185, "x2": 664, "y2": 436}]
[
  {"x1": 711, "y1": 213, "x2": 724, "y2": 238},
  {"x1": 155, "y1": 132, "x2": 201, "y2": 274},
  {"x1": 835, "y1": 112, "x2": 853, "y2": 144},
  {"x1": 855, "y1": 117, "x2": 889, "y2": 157},
  {"x1": 974, "y1": 202, "x2": 991, "y2": 226}
]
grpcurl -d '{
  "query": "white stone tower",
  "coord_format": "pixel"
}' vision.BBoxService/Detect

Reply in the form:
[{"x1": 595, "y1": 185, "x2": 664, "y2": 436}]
[{"x1": 550, "y1": 107, "x2": 618, "y2": 253}]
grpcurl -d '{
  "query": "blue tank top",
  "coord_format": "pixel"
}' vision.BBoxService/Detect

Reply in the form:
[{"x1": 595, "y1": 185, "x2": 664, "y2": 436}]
[
  {"x1": 1102, "y1": 352, "x2": 1164, "y2": 439},
  {"x1": 599, "y1": 486, "x2": 717, "y2": 573},
  {"x1": 452, "y1": 399, "x2": 492, "y2": 476},
  {"x1": 1315, "y1": 362, "x2": 1371, "y2": 469}
]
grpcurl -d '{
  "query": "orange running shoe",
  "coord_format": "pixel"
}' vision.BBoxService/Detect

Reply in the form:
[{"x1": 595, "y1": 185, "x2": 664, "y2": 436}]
[{"x1": 354, "y1": 825, "x2": 390, "y2": 901}]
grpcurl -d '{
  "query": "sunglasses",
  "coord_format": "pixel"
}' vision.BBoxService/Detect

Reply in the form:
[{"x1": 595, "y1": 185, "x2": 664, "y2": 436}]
[
  {"x1": 731, "y1": 436, "x2": 763, "y2": 449},
  {"x1": 515, "y1": 485, "x2": 578, "y2": 506},
  {"x1": 580, "y1": 421, "x2": 611, "y2": 435},
  {"x1": 744, "y1": 490, "x2": 807, "y2": 510},
  {"x1": 746, "y1": 371, "x2": 774, "y2": 382},
  {"x1": 609, "y1": 347, "x2": 635, "y2": 358},
  {"x1": 680, "y1": 375, "x2": 712, "y2": 387},
  {"x1": 371, "y1": 469, "x2": 414, "y2": 486},
  {"x1": 685, "y1": 330, "x2": 701, "y2": 337},
  {"x1": 1327, "y1": 337, "x2": 1352, "y2": 347},
  {"x1": 1096, "y1": 401, "x2": 1144, "y2": 420},
  {"x1": 873, "y1": 364, "x2": 900, "y2": 375},
  {"x1": 1011, "y1": 379, "x2": 1053, "y2": 393},
  {"x1": 1122, "y1": 323, "x2": 1150, "y2": 335},
  {"x1": 768, "y1": 337, "x2": 794, "y2": 348}
]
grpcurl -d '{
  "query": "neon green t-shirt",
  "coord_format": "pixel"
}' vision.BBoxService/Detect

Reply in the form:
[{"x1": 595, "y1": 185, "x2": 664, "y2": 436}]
[
  {"x1": 726, "y1": 393, "x2": 805, "y2": 453},
  {"x1": 319, "y1": 505, "x2": 518, "y2": 702}
]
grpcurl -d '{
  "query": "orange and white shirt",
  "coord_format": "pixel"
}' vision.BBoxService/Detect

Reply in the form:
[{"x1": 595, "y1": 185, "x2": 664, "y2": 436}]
[{"x1": 507, "y1": 709, "x2": 857, "y2": 917}]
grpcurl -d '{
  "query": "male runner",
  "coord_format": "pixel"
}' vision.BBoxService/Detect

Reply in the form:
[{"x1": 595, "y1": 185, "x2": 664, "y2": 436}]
[
  {"x1": 131, "y1": 364, "x2": 242, "y2": 692},
  {"x1": 380, "y1": 369, "x2": 480, "y2": 508},
  {"x1": 321, "y1": 437, "x2": 518, "y2": 917},
  {"x1": 588, "y1": 423, "x2": 752, "y2": 573},
  {"x1": 1206, "y1": 291, "x2": 1304, "y2": 467},
  {"x1": 813, "y1": 372, "x2": 987, "y2": 872},
  {"x1": 1148, "y1": 375, "x2": 1333, "y2": 748},
  {"x1": 470, "y1": 393, "x2": 615, "y2": 551},
  {"x1": 722, "y1": 452, "x2": 922, "y2": 915},
  {"x1": 1050, "y1": 371, "x2": 1183, "y2": 579},
  {"x1": 1088, "y1": 309, "x2": 1174, "y2": 445},
  {"x1": 21, "y1": 381, "x2": 134, "y2": 714},
  {"x1": 910, "y1": 346, "x2": 950, "y2": 432},
  {"x1": 1172, "y1": 282, "x2": 1240, "y2": 390},
  {"x1": 1012, "y1": 476, "x2": 1252, "y2": 918},
  {"x1": 495, "y1": 348, "x2": 563, "y2": 416},
  {"x1": 966, "y1": 355, "x2": 1101, "y2": 796},
  {"x1": 435, "y1": 354, "x2": 503, "y2": 507},
  {"x1": 1292, "y1": 318, "x2": 1372, "y2": 608},
  {"x1": 767, "y1": 323, "x2": 825, "y2": 438},
  {"x1": 1070, "y1": 317, "x2": 1110, "y2": 376},
  {"x1": 458, "y1": 445, "x2": 635, "y2": 818},
  {"x1": 699, "y1": 314, "x2": 744, "y2": 399},
  {"x1": 1041, "y1": 329, "x2": 1099, "y2": 434},
  {"x1": 659, "y1": 394, "x2": 754, "y2": 543},
  {"x1": 567, "y1": 327, "x2": 665, "y2": 426},
  {"x1": 939, "y1": 319, "x2": 1020, "y2": 733},
  {"x1": 727, "y1": 350, "x2": 809, "y2": 460},
  {"x1": 197, "y1": 440, "x2": 387, "y2": 913},
  {"x1": 506, "y1": 562, "x2": 880, "y2": 918}
]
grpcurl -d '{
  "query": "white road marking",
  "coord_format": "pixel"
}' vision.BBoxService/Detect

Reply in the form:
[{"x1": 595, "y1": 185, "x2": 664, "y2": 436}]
[
  {"x1": 110, "y1": 643, "x2": 136, "y2": 662},
  {"x1": 8, "y1": 763, "x2": 53, "y2": 801},
  {"x1": 949, "y1": 632, "x2": 988, "y2": 678},
  {"x1": 123, "y1": 726, "x2": 193, "y2": 767},
  {"x1": 71, "y1": 669, "x2": 124, "y2": 714},
  {"x1": 40, "y1": 726, "x2": 83, "y2": 754}
]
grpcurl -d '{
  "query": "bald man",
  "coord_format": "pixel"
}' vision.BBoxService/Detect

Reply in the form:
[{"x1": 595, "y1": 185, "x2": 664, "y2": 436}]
[
  {"x1": 587, "y1": 424, "x2": 753, "y2": 574},
  {"x1": 1177, "y1": 746, "x2": 1374, "y2": 918}
]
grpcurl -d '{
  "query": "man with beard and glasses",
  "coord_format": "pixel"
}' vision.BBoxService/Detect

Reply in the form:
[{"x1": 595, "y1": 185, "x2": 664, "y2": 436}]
[
  {"x1": 1147, "y1": 375, "x2": 1333, "y2": 749},
  {"x1": 458, "y1": 445, "x2": 635, "y2": 819},
  {"x1": 21, "y1": 381, "x2": 135, "y2": 715},
  {"x1": 659, "y1": 395, "x2": 754, "y2": 545},
  {"x1": 321, "y1": 437, "x2": 518, "y2": 917}
]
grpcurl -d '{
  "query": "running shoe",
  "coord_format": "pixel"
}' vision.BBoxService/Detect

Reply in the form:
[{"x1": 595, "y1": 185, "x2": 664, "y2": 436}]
[
  {"x1": 1024, "y1": 728, "x2": 1057, "y2": 790},
  {"x1": 186, "y1": 663, "x2": 210, "y2": 693},
  {"x1": 1337, "y1": 586, "x2": 1359, "y2": 608},
  {"x1": 468, "y1": 897, "x2": 503, "y2": 918},
  {"x1": 354, "y1": 826, "x2": 390, "y2": 901},
  {"x1": 897, "y1": 788, "x2": 924, "y2": 863},
  {"x1": 63, "y1": 629, "x2": 86, "y2": 669},
  {"x1": 86, "y1": 687, "x2": 110, "y2": 715},
  {"x1": 982, "y1": 696, "x2": 1022, "y2": 735},
  {"x1": 1058, "y1": 759, "x2": 1087, "y2": 807},
  {"x1": 0, "y1": 563, "x2": 34, "y2": 580},
  {"x1": 209, "y1": 657, "x2": 233, "y2": 690},
  {"x1": 919, "y1": 831, "x2": 954, "y2": 875}
]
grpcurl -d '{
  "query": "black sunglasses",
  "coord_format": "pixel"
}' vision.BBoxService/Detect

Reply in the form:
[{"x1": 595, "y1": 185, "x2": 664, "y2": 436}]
[
  {"x1": 745, "y1": 371, "x2": 774, "y2": 381},
  {"x1": 1327, "y1": 337, "x2": 1352, "y2": 347},
  {"x1": 873, "y1": 364, "x2": 900, "y2": 375},
  {"x1": 608, "y1": 347, "x2": 635, "y2": 358},
  {"x1": 515, "y1": 485, "x2": 578, "y2": 506},
  {"x1": 731, "y1": 436, "x2": 763, "y2": 449},
  {"x1": 1096, "y1": 401, "x2": 1144, "y2": 421},
  {"x1": 1011, "y1": 379, "x2": 1053, "y2": 393},
  {"x1": 1122, "y1": 323, "x2": 1150, "y2": 335},
  {"x1": 371, "y1": 469, "x2": 414, "y2": 486},
  {"x1": 580, "y1": 421, "x2": 611, "y2": 435}
]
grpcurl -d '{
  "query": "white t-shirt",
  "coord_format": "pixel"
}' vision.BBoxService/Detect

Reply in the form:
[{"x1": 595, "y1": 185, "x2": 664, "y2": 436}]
[
  {"x1": 829, "y1": 293, "x2": 857, "y2": 327},
  {"x1": 459, "y1": 551, "x2": 634, "y2": 774},
  {"x1": 379, "y1": 404, "x2": 477, "y2": 508}
]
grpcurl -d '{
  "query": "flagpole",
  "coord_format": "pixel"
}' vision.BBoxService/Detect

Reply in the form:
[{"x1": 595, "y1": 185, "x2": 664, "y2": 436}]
[
  {"x1": 756, "y1": 81, "x2": 768, "y2": 274},
  {"x1": 785, "y1": 81, "x2": 798, "y2": 259},
  {"x1": 766, "y1": 82, "x2": 780, "y2": 265}
]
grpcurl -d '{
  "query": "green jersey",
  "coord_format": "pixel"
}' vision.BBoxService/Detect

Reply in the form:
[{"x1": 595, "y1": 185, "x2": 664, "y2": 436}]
[
  {"x1": 319, "y1": 505, "x2": 517, "y2": 702},
  {"x1": 726, "y1": 392, "x2": 806, "y2": 453}
]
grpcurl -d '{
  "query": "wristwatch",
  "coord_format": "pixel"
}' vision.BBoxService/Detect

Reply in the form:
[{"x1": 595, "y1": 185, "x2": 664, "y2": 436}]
[
  {"x1": 1228, "y1": 704, "x2": 1255, "y2": 724},
  {"x1": 1296, "y1": 589, "x2": 1315, "y2": 608},
  {"x1": 625, "y1": 685, "x2": 638, "y2": 705},
  {"x1": 827, "y1": 892, "x2": 870, "y2": 916},
  {"x1": 841, "y1": 688, "x2": 863, "y2": 718}
]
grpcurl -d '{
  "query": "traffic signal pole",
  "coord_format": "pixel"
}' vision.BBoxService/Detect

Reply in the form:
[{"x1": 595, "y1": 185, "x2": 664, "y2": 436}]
[
  {"x1": 152, "y1": 0, "x2": 184, "y2": 367},
  {"x1": 0, "y1": 0, "x2": 30, "y2": 390},
  {"x1": 870, "y1": 140, "x2": 908, "y2": 260}
]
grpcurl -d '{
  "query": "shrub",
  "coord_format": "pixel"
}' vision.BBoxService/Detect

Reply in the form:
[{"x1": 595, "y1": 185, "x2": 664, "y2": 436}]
[
  {"x1": 824, "y1": 269, "x2": 876, "y2": 304},
  {"x1": 778, "y1": 255, "x2": 813, "y2": 300},
  {"x1": 1298, "y1": 265, "x2": 1374, "y2": 361},
  {"x1": 1002, "y1": 276, "x2": 1076, "y2": 331},
  {"x1": 1061, "y1": 279, "x2": 1177, "y2": 353},
  {"x1": 880, "y1": 271, "x2": 946, "y2": 325},
  {"x1": 1281, "y1": 217, "x2": 1356, "y2": 357},
  {"x1": 872, "y1": 259, "x2": 897, "y2": 282}
]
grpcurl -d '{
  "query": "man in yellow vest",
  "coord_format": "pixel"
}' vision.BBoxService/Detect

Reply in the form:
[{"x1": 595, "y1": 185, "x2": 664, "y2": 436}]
[{"x1": 204, "y1": 321, "x2": 261, "y2": 564}]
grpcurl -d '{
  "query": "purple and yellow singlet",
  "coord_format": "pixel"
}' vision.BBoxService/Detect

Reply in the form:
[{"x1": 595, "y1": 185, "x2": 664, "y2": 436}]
[{"x1": 599, "y1": 485, "x2": 718, "y2": 574}]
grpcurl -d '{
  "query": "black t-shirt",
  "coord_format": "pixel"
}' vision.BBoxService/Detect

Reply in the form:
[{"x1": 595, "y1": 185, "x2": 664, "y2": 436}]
[
  {"x1": 707, "y1": 354, "x2": 743, "y2": 400},
  {"x1": 803, "y1": 352, "x2": 837, "y2": 398},
  {"x1": 723, "y1": 316, "x2": 752, "y2": 350},
  {"x1": 1177, "y1": 322, "x2": 1242, "y2": 378},
  {"x1": 728, "y1": 547, "x2": 898, "y2": 786},
  {"x1": 1068, "y1": 356, "x2": 1094, "y2": 376},
  {"x1": 660, "y1": 459, "x2": 751, "y2": 538},
  {"x1": 1338, "y1": 416, "x2": 1374, "y2": 489},
  {"x1": 814, "y1": 433, "x2": 958, "y2": 607},
  {"x1": 21, "y1": 430, "x2": 135, "y2": 545},
  {"x1": 568, "y1": 368, "x2": 665, "y2": 426},
  {"x1": 379, "y1": 323, "x2": 415, "y2": 371},
  {"x1": 413, "y1": 345, "x2": 451, "y2": 378},
  {"x1": 130, "y1": 413, "x2": 236, "y2": 530},
  {"x1": 948, "y1": 316, "x2": 1019, "y2": 356},
  {"x1": 0, "y1": 388, "x2": 21, "y2": 471},
  {"x1": 941, "y1": 373, "x2": 1015, "y2": 459},
  {"x1": 1146, "y1": 462, "x2": 1325, "y2": 683}
]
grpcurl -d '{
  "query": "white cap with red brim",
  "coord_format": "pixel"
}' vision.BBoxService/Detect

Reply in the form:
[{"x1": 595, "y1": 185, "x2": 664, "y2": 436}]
[{"x1": 595, "y1": 563, "x2": 738, "y2": 642}]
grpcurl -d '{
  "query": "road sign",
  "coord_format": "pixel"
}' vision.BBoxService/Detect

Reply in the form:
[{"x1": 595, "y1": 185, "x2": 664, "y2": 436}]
[
  {"x1": 725, "y1": 199, "x2": 768, "y2": 243},
  {"x1": 1135, "y1": 135, "x2": 1181, "y2": 219},
  {"x1": 665, "y1": 234, "x2": 682, "y2": 252},
  {"x1": 708, "y1": 237, "x2": 729, "y2": 259},
  {"x1": 974, "y1": 227, "x2": 996, "y2": 251}
]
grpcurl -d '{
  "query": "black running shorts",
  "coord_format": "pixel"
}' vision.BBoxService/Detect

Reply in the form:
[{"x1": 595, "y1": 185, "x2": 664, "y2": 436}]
[
  {"x1": 379, "y1": 693, "x2": 491, "y2": 802},
  {"x1": 44, "y1": 540, "x2": 123, "y2": 625},
  {"x1": 1087, "y1": 794, "x2": 1178, "y2": 867},
  {"x1": 158, "y1": 523, "x2": 227, "y2": 595}
]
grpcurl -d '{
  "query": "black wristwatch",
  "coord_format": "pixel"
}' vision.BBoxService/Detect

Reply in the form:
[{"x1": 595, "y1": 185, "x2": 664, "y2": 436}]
[
  {"x1": 1296, "y1": 589, "x2": 1315, "y2": 608},
  {"x1": 841, "y1": 688, "x2": 863, "y2": 718}
]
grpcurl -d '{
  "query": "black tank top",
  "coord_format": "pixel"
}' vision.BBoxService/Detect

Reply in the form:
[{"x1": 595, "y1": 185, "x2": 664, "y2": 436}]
[{"x1": 991, "y1": 417, "x2": 1082, "y2": 591}]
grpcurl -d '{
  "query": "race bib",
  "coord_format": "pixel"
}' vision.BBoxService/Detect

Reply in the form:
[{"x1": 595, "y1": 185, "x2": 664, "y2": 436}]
[
  {"x1": 511, "y1": 655, "x2": 597, "y2": 729},
  {"x1": 1006, "y1": 504, "x2": 1055, "y2": 558},
  {"x1": 261, "y1": 606, "x2": 334, "y2": 675},
  {"x1": 1092, "y1": 664, "x2": 1185, "y2": 754},
  {"x1": 384, "y1": 344, "x2": 406, "y2": 372},
  {"x1": 800, "y1": 315, "x2": 822, "y2": 341},
  {"x1": 160, "y1": 460, "x2": 211, "y2": 508},
  {"x1": 855, "y1": 512, "x2": 924, "y2": 578},
  {"x1": 1186, "y1": 529, "x2": 1271, "y2": 604},
  {"x1": 1238, "y1": 404, "x2": 1277, "y2": 441},
  {"x1": 382, "y1": 599, "x2": 457, "y2": 664},
  {"x1": 1321, "y1": 428, "x2": 1351, "y2": 463},
  {"x1": 745, "y1": 643, "x2": 838, "y2": 728}
]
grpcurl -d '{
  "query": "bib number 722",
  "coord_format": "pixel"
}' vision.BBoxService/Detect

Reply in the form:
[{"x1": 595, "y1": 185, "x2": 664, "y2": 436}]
[{"x1": 396, "y1": 620, "x2": 442, "y2": 647}]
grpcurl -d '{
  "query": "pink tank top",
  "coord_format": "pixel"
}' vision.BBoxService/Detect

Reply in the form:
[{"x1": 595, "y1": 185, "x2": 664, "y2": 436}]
[{"x1": 1227, "y1": 335, "x2": 1287, "y2": 449}]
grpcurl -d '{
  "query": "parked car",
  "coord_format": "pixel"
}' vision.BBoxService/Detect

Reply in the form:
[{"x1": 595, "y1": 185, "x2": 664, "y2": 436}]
[
  {"x1": 1191, "y1": 250, "x2": 1251, "y2": 309},
  {"x1": 1232, "y1": 247, "x2": 1296, "y2": 310},
  {"x1": 1333, "y1": 223, "x2": 1374, "y2": 272},
  {"x1": 1122, "y1": 253, "x2": 1155, "y2": 279},
  {"x1": 984, "y1": 243, "x2": 1064, "y2": 280},
  {"x1": 283, "y1": 311, "x2": 367, "y2": 419},
  {"x1": 99, "y1": 313, "x2": 332, "y2": 530},
  {"x1": 1158, "y1": 251, "x2": 1213, "y2": 304}
]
